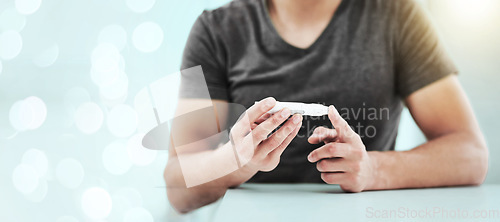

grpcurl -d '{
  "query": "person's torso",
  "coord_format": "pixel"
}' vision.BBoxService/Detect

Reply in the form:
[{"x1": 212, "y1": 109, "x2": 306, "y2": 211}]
[{"x1": 204, "y1": 0, "x2": 404, "y2": 183}]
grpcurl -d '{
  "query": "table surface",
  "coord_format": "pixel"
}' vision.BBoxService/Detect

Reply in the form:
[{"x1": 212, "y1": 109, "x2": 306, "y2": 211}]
[{"x1": 210, "y1": 184, "x2": 500, "y2": 222}]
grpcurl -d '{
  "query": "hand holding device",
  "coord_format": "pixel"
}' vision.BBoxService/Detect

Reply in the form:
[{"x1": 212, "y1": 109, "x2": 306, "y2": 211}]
[
  {"x1": 230, "y1": 98, "x2": 303, "y2": 173},
  {"x1": 307, "y1": 105, "x2": 376, "y2": 192}
]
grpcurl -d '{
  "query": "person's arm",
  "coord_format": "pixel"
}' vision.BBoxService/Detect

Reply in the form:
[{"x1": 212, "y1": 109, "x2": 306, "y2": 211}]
[
  {"x1": 164, "y1": 99, "x2": 249, "y2": 213},
  {"x1": 307, "y1": 75, "x2": 488, "y2": 191},
  {"x1": 165, "y1": 97, "x2": 302, "y2": 213},
  {"x1": 368, "y1": 75, "x2": 488, "y2": 189}
]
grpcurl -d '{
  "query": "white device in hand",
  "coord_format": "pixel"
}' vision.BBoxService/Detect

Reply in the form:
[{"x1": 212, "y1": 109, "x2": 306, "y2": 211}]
[{"x1": 255, "y1": 101, "x2": 329, "y2": 116}]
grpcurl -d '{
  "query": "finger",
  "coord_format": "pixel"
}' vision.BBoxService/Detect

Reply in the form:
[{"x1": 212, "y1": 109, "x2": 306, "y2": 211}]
[
  {"x1": 247, "y1": 97, "x2": 277, "y2": 123},
  {"x1": 258, "y1": 114, "x2": 302, "y2": 156},
  {"x1": 307, "y1": 143, "x2": 350, "y2": 163},
  {"x1": 316, "y1": 158, "x2": 352, "y2": 172},
  {"x1": 308, "y1": 126, "x2": 338, "y2": 144},
  {"x1": 321, "y1": 172, "x2": 349, "y2": 185},
  {"x1": 255, "y1": 113, "x2": 272, "y2": 124},
  {"x1": 266, "y1": 115, "x2": 302, "y2": 159},
  {"x1": 250, "y1": 108, "x2": 291, "y2": 144},
  {"x1": 232, "y1": 97, "x2": 276, "y2": 136},
  {"x1": 328, "y1": 105, "x2": 358, "y2": 142},
  {"x1": 250, "y1": 112, "x2": 272, "y2": 130}
]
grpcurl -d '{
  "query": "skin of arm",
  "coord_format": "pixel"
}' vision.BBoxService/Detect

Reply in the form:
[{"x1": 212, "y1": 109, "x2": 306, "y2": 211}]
[
  {"x1": 164, "y1": 143, "x2": 257, "y2": 213},
  {"x1": 370, "y1": 75, "x2": 488, "y2": 189},
  {"x1": 165, "y1": 98, "x2": 302, "y2": 213},
  {"x1": 307, "y1": 75, "x2": 489, "y2": 191}
]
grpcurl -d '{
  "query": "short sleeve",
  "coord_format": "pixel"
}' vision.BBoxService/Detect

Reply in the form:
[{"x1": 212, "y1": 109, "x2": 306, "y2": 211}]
[
  {"x1": 394, "y1": 0, "x2": 458, "y2": 98},
  {"x1": 179, "y1": 12, "x2": 229, "y2": 101}
]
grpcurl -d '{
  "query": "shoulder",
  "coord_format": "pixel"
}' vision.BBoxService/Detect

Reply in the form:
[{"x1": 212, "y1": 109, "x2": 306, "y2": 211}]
[
  {"x1": 345, "y1": 0, "x2": 424, "y2": 31},
  {"x1": 199, "y1": 0, "x2": 260, "y2": 28},
  {"x1": 389, "y1": 0, "x2": 425, "y2": 18}
]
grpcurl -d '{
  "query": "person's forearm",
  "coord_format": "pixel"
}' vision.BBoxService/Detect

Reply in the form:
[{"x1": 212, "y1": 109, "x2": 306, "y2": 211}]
[
  {"x1": 165, "y1": 143, "x2": 257, "y2": 213},
  {"x1": 367, "y1": 131, "x2": 488, "y2": 190}
]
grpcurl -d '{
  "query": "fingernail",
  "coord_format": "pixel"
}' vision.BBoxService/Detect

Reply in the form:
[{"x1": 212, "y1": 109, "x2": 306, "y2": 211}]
[
  {"x1": 265, "y1": 97, "x2": 275, "y2": 107},
  {"x1": 331, "y1": 105, "x2": 339, "y2": 114},
  {"x1": 292, "y1": 115, "x2": 301, "y2": 124},
  {"x1": 307, "y1": 154, "x2": 313, "y2": 162},
  {"x1": 281, "y1": 108, "x2": 290, "y2": 118},
  {"x1": 329, "y1": 105, "x2": 336, "y2": 119}
]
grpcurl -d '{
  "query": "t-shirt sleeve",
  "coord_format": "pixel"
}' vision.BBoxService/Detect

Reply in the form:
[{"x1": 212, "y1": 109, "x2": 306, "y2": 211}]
[
  {"x1": 179, "y1": 11, "x2": 229, "y2": 101},
  {"x1": 394, "y1": 0, "x2": 458, "y2": 98}
]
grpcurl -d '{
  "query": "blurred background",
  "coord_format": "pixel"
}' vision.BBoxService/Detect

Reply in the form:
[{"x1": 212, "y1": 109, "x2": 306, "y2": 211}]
[{"x1": 0, "y1": 0, "x2": 498, "y2": 221}]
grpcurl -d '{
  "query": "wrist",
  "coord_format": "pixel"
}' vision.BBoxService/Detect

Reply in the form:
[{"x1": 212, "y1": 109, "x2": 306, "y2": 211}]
[
  {"x1": 366, "y1": 151, "x2": 384, "y2": 190},
  {"x1": 225, "y1": 164, "x2": 258, "y2": 187},
  {"x1": 216, "y1": 142, "x2": 258, "y2": 188}
]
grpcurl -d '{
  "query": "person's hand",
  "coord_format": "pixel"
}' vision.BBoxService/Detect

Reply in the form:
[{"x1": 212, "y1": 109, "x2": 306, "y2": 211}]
[
  {"x1": 307, "y1": 105, "x2": 377, "y2": 192},
  {"x1": 230, "y1": 97, "x2": 302, "y2": 172}
]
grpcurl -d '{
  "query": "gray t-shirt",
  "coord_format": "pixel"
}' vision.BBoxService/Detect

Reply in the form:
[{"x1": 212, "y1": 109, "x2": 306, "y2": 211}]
[{"x1": 180, "y1": 0, "x2": 457, "y2": 183}]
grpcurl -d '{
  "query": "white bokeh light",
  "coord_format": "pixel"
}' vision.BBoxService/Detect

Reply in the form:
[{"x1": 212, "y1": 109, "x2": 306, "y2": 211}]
[
  {"x1": 110, "y1": 187, "x2": 143, "y2": 221},
  {"x1": 99, "y1": 71, "x2": 128, "y2": 101},
  {"x1": 25, "y1": 177, "x2": 48, "y2": 202},
  {"x1": 21, "y1": 148, "x2": 48, "y2": 178},
  {"x1": 98, "y1": 24, "x2": 127, "y2": 51},
  {"x1": 12, "y1": 164, "x2": 39, "y2": 194},
  {"x1": 0, "y1": 7, "x2": 26, "y2": 32},
  {"x1": 91, "y1": 42, "x2": 121, "y2": 66},
  {"x1": 107, "y1": 104, "x2": 138, "y2": 138},
  {"x1": 74, "y1": 102, "x2": 104, "y2": 134},
  {"x1": 102, "y1": 140, "x2": 132, "y2": 175},
  {"x1": 133, "y1": 88, "x2": 158, "y2": 134},
  {"x1": 24, "y1": 96, "x2": 47, "y2": 129},
  {"x1": 126, "y1": 0, "x2": 155, "y2": 13},
  {"x1": 90, "y1": 43, "x2": 122, "y2": 87},
  {"x1": 127, "y1": 133, "x2": 157, "y2": 166},
  {"x1": 9, "y1": 96, "x2": 47, "y2": 131},
  {"x1": 123, "y1": 207, "x2": 154, "y2": 222},
  {"x1": 34, "y1": 43, "x2": 58, "y2": 67},
  {"x1": 111, "y1": 195, "x2": 131, "y2": 221},
  {"x1": 56, "y1": 158, "x2": 84, "y2": 189},
  {"x1": 0, "y1": 30, "x2": 23, "y2": 60},
  {"x1": 81, "y1": 187, "x2": 112, "y2": 220},
  {"x1": 109, "y1": 187, "x2": 142, "y2": 221},
  {"x1": 64, "y1": 87, "x2": 91, "y2": 126},
  {"x1": 132, "y1": 22, "x2": 163, "y2": 53},
  {"x1": 56, "y1": 216, "x2": 79, "y2": 222},
  {"x1": 15, "y1": 0, "x2": 42, "y2": 15},
  {"x1": 9, "y1": 100, "x2": 32, "y2": 131}
]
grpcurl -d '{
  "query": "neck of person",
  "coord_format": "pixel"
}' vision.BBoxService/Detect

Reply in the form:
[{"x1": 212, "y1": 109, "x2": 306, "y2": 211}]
[{"x1": 267, "y1": 0, "x2": 342, "y2": 26}]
